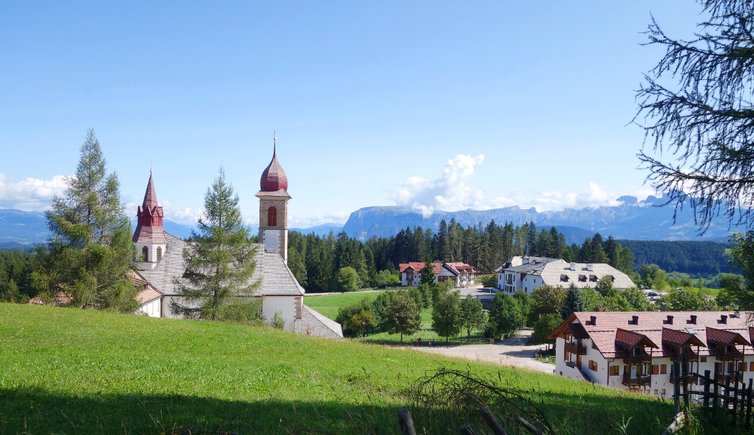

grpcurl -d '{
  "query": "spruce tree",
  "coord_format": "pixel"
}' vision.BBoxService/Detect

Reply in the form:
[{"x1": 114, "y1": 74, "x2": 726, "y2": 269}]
[
  {"x1": 561, "y1": 284, "x2": 585, "y2": 319},
  {"x1": 172, "y1": 169, "x2": 258, "y2": 320},
  {"x1": 34, "y1": 129, "x2": 137, "y2": 311}
]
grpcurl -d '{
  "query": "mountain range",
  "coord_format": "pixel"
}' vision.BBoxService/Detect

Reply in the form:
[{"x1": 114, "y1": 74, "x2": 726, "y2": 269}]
[
  {"x1": 0, "y1": 195, "x2": 746, "y2": 248},
  {"x1": 340, "y1": 195, "x2": 745, "y2": 243}
]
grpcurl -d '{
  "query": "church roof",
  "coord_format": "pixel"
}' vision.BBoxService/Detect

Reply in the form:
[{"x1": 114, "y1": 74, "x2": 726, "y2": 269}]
[
  {"x1": 295, "y1": 305, "x2": 344, "y2": 338},
  {"x1": 136, "y1": 233, "x2": 304, "y2": 297},
  {"x1": 260, "y1": 145, "x2": 288, "y2": 192}
]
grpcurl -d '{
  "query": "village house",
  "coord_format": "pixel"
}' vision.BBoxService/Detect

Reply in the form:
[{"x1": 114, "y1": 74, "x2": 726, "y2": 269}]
[
  {"x1": 131, "y1": 145, "x2": 342, "y2": 339},
  {"x1": 495, "y1": 256, "x2": 634, "y2": 295},
  {"x1": 548, "y1": 311, "x2": 754, "y2": 398},
  {"x1": 398, "y1": 261, "x2": 477, "y2": 288}
]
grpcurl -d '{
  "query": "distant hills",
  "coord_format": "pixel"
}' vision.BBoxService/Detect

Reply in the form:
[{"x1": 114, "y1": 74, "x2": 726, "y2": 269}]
[
  {"x1": 0, "y1": 209, "x2": 194, "y2": 248},
  {"x1": 341, "y1": 195, "x2": 745, "y2": 243}
]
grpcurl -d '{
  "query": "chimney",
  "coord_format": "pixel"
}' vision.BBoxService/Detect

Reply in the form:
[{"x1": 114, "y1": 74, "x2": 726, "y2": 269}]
[
  {"x1": 587, "y1": 263, "x2": 593, "y2": 272},
  {"x1": 586, "y1": 315, "x2": 597, "y2": 326},
  {"x1": 663, "y1": 315, "x2": 674, "y2": 325},
  {"x1": 628, "y1": 315, "x2": 639, "y2": 325},
  {"x1": 718, "y1": 315, "x2": 728, "y2": 324},
  {"x1": 687, "y1": 315, "x2": 697, "y2": 325},
  {"x1": 570, "y1": 262, "x2": 576, "y2": 271}
]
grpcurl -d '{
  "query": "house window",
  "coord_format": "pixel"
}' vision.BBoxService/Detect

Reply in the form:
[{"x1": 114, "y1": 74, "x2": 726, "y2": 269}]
[
  {"x1": 588, "y1": 360, "x2": 598, "y2": 371},
  {"x1": 141, "y1": 246, "x2": 148, "y2": 262},
  {"x1": 268, "y1": 206, "x2": 277, "y2": 227},
  {"x1": 156, "y1": 246, "x2": 163, "y2": 262},
  {"x1": 739, "y1": 362, "x2": 747, "y2": 372},
  {"x1": 609, "y1": 366, "x2": 619, "y2": 376},
  {"x1": 660, "y1": 364, "x2": 667, "y2": 375},
  {"x1": 578, "y1": 275, "x2": 587, "y2": 282},
  {"x1": 750, "y1": 362, "x2": 754, "y2": 372},
  {"x1": 701, "y1": 356, "x2": 707, "y2": 363},
  {"x1": 560, "y1": 274, "x2": 569, "y2": 282},
  {"x1": 651, "y1": 365, "x2": 659, "y2": 375}
]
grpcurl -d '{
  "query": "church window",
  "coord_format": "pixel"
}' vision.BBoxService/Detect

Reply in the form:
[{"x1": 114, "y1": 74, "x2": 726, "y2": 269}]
[
  {"x1": 141, "y1": 246, "x2": 148, "y2": 262},
  {"x1": 268, "y1": 206, "x2": 277, "y2": 227},
  {"x1": 156, "y1": 246, "x2": 163, "y2": 262}
]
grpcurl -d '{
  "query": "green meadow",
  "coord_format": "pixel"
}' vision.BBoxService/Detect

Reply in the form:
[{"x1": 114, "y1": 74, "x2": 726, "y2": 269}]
[{"x1": 0, "y1": 303, "x2": 677, "y2": 434}]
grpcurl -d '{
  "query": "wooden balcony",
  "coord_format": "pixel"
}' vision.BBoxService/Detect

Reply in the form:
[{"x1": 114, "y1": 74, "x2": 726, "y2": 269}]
[
  {"x1": 622, "y1": 353, "x2": 651, "y2": 364},
  {"x1": 565, "y1": 342, "x2": 586, "y2": 355},
  {"x1": 713, "y1": 348, "x2": 744, "y2": 361},
  {"x1": 622, "y1": 373, "x2": 651, "y2": 388}
]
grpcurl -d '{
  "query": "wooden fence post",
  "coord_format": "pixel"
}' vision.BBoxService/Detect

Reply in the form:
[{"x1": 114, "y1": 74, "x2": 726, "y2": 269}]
[
  {"x1": 398, "y1": 408, "x2": 417, "y2": 435},
  {"x1": 703, "y1": 370, "x2": 711, "y2": 409}
]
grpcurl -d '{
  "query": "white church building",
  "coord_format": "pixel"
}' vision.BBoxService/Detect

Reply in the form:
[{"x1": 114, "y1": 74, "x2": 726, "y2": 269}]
[{"x1": 131, "y1": 144, "x2": 342, "y2": 339}]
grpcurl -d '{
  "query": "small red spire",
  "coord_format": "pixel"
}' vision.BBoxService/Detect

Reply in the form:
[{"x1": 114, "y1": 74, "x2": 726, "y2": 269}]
[
  {"x1": 133, "y1": 171, "x2": 167, "y2": 244},
  {"x1": 142, "y1": 171, "x2": 159, "y2": 209},
  {"x1": 260, "y1": 138, "x2": 288, "y2": 192}
]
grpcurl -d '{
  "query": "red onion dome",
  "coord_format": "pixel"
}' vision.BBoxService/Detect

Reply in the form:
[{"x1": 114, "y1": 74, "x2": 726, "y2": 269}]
[{"x1": 260, "y1": 148, "x2": 288, "y2": 192}]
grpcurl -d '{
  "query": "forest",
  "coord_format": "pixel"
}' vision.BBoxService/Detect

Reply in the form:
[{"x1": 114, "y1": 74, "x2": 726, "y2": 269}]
[
  {"x1": 618, "y1": 240, "x2": 737, "y2": 276},
  {"x1": 287, "y1": 219, "x2": 634, "y2": 292}
]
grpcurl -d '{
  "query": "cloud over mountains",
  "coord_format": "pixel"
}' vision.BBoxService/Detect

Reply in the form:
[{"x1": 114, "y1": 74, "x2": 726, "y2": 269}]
[{"x1": 394, "y1": 154, "x2": 655, "y2": 215}]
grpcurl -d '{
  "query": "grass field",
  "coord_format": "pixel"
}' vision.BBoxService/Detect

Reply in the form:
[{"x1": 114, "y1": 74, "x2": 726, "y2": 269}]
[
  {"x1": 305, "y1": 290, "x2": 487, "y2": 345},
  {"x1": 0, "y1": 303, "x2": 680, "y2": 434}
]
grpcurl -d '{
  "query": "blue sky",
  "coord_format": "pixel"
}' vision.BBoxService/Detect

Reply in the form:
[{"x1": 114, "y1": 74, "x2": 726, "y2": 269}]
[{"x1": 0, "y1": 1, "x2": 702, "y2": 227}]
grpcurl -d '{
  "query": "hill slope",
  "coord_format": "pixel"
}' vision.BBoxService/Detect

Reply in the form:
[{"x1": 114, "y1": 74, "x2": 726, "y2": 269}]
[{"x1": 0, "y1": 304, "x2": 674, "y2": 434}]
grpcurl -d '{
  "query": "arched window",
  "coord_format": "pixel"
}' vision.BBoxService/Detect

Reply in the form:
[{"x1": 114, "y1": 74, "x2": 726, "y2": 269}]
[
  {"x1": 141, "y1": 246, "x2": 149, "y2": 262},
  {"x1": 268, "y1": 206, "x2": 277, "y2": 227},
  {"x1": 156, "y1": 246, "x2": 163, "y2": 262}
]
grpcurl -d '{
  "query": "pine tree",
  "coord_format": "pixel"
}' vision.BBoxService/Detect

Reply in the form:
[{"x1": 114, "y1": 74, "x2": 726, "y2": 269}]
[
  {"x1": 33, "y1": 129, "x2": 137, "y2": 311},
  {"x1": 172, "y1": 169, "x2": 258, "y2": 320},
  {"x1": 561, "y1": 284, "x2": 584, "y2": 319}
]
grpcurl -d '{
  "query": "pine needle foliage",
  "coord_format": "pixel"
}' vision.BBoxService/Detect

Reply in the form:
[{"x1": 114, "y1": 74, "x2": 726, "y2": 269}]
[
  {"x1": 172, "y1": 168, "x2": 258, "y2": 320},
  {"x1": 636, "y1": 1, "x2": 754, "y2": 230},
  {"x1": 33, "y1": 129, "x2": 137, "y2": 311}
]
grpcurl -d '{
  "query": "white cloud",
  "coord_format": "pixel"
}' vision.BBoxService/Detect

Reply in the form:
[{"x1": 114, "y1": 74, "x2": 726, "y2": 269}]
[
  {"x1": 289, "y1": 210, "x2": 351, "y2": 228},
  {"x1": 394, "y1": 154, "x2": 487, "y2": 216},
  {"x1": 393, "y1": 157, "x2": 659, "y2": 213},
  {"x1": 0, "y1": 173, "x2": 69, "y2": 210}
]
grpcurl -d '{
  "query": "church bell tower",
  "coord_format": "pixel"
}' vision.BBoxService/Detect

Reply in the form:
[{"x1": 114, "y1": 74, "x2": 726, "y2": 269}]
[
  {"x1": 256, "y1": 139, "x2": 290, "y2": 263},
  {"x1": 133, "y1": 171, "x2": 168, "y2": 270}
]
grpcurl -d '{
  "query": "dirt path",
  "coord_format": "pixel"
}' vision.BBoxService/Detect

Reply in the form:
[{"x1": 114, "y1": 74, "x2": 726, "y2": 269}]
[{"x1": 411, "y1": 331, "x2": 555, "y2": 374}]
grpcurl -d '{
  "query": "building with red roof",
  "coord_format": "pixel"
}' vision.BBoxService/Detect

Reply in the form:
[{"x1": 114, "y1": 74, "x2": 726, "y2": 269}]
[
  {"x1": 548, "y1": 311, "x2": 754, "y2": 397},
  {"x1": 398, "y1": 261, "x2": 477, "y2": 287}
]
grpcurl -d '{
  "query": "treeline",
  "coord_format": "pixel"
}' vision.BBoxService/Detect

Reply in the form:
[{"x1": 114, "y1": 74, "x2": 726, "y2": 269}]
[
  {"x1": 0, "y1": 250, "x2": 35, "y2": 302},
  {"x1": 288, "y1": 219, "x2": 635, "y2": 292},
  {"x1": 618, "y1": 240, "x2": 738, "y2": 276}
]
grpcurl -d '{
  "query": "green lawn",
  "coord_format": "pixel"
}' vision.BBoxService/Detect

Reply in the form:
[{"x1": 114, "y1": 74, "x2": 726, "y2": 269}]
[
  {"x1": 0, "y1": 303, "x2": 679, "y2": 434},
  {"x1": 306, "y1": 289, "x2": 487, "y2": 345}
]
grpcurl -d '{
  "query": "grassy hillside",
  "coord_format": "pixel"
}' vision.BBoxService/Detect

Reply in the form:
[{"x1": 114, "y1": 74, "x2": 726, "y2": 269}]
[{"x1": 0, "y1": 303, "x2": 676, "y2": 434}]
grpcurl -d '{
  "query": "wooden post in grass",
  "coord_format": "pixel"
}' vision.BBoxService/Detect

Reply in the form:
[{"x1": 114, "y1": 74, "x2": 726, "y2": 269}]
[
  {"x1": 479, "y1": 407, "x2": 508, "y2": 435},
  {"x1": 398, "y1": 408, "x2": 416, "y2": 435},
  {"x1": 703, "y1": 370, "x2": 711, "y2": 408}
]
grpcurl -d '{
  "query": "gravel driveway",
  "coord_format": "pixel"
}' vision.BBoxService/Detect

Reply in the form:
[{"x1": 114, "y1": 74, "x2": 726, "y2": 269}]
[{"x1": 411, "y1": 331, "x2": 555, "y2": 374}]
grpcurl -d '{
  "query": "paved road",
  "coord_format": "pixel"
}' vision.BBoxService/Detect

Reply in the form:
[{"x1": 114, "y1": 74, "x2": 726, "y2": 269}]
[{"x1": 411, "y1": 331, "x2": 555, "y2": 374}]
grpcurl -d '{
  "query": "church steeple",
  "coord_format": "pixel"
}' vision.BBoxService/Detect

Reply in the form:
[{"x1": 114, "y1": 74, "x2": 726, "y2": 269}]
[
  {"x1": 133, "y1": 171, "x2": 167, "y2": 268},
  {"x1": 256, "y1": 137, "x2": 291, "y2": 263}
]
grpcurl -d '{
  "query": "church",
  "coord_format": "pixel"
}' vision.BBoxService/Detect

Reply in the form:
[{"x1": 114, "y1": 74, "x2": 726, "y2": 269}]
[{"x1": 130, "y1": 145, "x2": 343, "y2": 339}]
